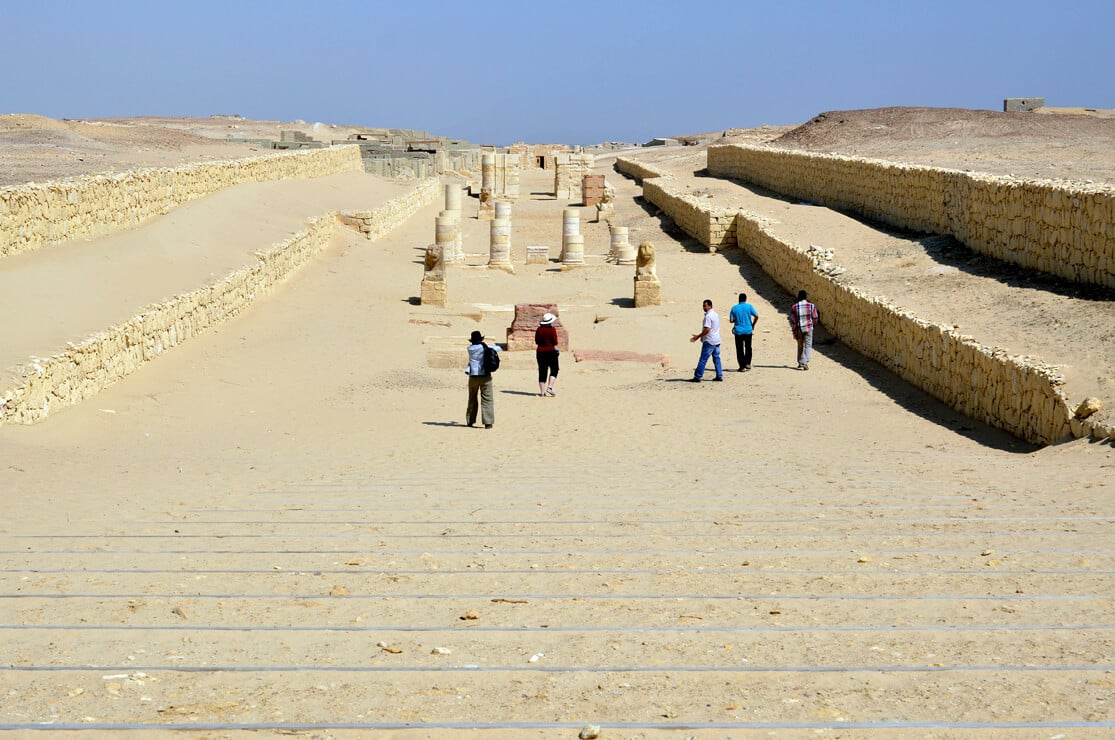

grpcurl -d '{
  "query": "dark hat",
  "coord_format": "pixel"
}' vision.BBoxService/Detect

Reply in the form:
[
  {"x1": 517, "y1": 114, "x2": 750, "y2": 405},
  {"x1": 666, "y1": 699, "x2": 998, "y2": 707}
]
[{"x1": 469, "y1": 330, "x2": 484, "y2": 344}]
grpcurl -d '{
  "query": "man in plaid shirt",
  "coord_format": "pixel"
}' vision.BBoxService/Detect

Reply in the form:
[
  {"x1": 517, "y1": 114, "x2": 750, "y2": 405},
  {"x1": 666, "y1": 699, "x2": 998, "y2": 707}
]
[{"x1": 788, "y1": 290, "x2": 819, "y2": 371}]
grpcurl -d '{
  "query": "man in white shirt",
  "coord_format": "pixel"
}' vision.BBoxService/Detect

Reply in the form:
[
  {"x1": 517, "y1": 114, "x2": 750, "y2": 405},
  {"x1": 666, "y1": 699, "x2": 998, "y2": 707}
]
[{"x1": 689, "y1": 299, "x2": 723, "y2": 382}]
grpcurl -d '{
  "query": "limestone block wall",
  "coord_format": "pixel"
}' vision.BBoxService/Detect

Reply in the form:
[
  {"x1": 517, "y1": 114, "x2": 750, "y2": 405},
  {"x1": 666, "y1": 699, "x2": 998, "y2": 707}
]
[
  {"x1": 641, "y1": 178, "x2": 738, "y2": 250},
  {"x1": 614, "y1": 156, "x2": 1081, "y2": 444},
  {"x1": 707, "y1": 144, "x2": 1115, "y2": 289},
  {"x1": 336, "y1": 178, "x2": 440, "y2": 239},
  {"x1": 730, "y1": 210, "x2": 1075, "y2": 444},
  {"x1": 555, "y1": 154, "x2": 595, "y2": 199},
  {"x1": 0, "y1": 179, "x2": 437, "y2": 426},
  {"x1": 614, "y1": 157, "x2": 666, "y2": 183},
  {"x1": 0, "y1": 146, "x2": 364, "y2": 262}
]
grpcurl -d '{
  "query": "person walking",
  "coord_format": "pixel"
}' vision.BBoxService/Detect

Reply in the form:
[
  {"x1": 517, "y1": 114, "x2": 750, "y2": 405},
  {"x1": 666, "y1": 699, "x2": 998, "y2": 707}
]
[
  {"x1": 689, "y1": 299, "x2": 723, "y2": 382},
  {"x1": 535, "y1": 312, "x2": 560, "y2": 397},
  {"x1": 465, "y1": 330, "x2": 498, "y2": 427},
  {"x1": 788, "y1": 290, "x2": 819, "y2": 370},
  {"x1": 728, "y1": 292, "x2": 759, "y2": 372}
]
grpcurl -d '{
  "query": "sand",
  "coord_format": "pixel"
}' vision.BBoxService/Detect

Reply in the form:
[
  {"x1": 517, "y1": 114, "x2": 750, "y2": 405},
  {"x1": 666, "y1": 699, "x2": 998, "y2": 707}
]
[{"x1": 0, "y1": 111, "x2": 1112, "y2": 736}]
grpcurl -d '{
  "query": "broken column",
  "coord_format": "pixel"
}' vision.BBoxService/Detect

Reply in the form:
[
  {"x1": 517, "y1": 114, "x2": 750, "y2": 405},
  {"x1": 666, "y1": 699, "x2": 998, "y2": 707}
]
[
  {"x1": 561, "y1": 234, "x2": 585, "y2": 267},
  {"x1": 633, "y1": 241, "x2": 661, "y2": 307},
  {"x1": 608, "y1": 225, "x2": 628, "y2": 263},
  {"x1": 436, "y1": 213, "x2": 457, "y2": 265},
  {"x1": 444, "y1": 183, "x2": 464, "y2": 260},
  {"x1": 560, "y1": 207, "x2": 580, "y2": 262},
  {"x1": 478, "y1": 154, "x2": 496, "y2": 220},
  {"x1": 420, "y1": 244, "x2": 447, "y2": 307},
  {"x1": 488, "y1": 218, "x2": 514, "y2": 273},
  {"x1": 615, "y1": 226, "x2": 636, "y2": 265}
]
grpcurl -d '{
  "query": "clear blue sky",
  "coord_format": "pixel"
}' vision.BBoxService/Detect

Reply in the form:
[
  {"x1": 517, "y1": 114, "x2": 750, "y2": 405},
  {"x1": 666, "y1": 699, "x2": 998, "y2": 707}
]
[{"x1": 5, "y1": 0, "x2": 1113, "y2": 146}]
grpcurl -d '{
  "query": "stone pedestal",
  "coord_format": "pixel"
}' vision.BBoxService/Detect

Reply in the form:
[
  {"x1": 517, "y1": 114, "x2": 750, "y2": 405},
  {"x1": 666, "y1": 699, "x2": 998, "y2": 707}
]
[
  {"x1": 488, "y1": 218, "x2": 514, "y2": 273},
  {"x1": 526, "y1": 245, "x2": 549, "y2": 264},
  {"x1": 421, "y1": 277, "x2": 447, "y2": 307},
  {"x1": 506, "y1": 303, "x2": 569, "y2": 351},
  {"x1": 634, "y1": 277, "x2": 661, "y2": 307}
]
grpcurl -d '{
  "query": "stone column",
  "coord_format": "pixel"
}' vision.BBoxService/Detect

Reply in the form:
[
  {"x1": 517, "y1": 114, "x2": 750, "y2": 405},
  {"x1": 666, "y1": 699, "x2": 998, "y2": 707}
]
[
  {"x1": 444, "y1": 183, "x2": 464, "y2": 259},
  {"x1": 561, "y1": 233, "x2": 585, "y2": 267},
  {"x1": 608, "y1": 225, "x2": 628, "y2": 262},
  {"x1": 615, "y1": 227, "x2": 636, "y2": 265},
  {"x1": 436, "y1": 212, "x2": 456, "y2": 265},
  {"x1": 444, "y1": 182, "x2": 462, "y2": 213},
  {"x1": 488, "y1": 218, "x2": 514, "y2": 273},
  {"x1": 494, "y1": 200, "x2": 512, "y2": 221},
  {"x1": 560, "y1": 207, "x2": 580, "y2": 262},
  {"x1": 478, "y1": 154, "x2": 495, "y2": 220}
]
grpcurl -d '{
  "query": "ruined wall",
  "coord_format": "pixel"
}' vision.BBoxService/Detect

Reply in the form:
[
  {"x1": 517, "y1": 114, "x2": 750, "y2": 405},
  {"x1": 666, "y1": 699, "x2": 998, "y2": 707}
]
[
  {"x1": 0, "y1": 179, "x2": 438, "y2": 426},
  {"x1": 642, "y1": 178, "x2": 738, "y2": 250},
  {"x1": 554, "y1": 153, "x2": 595, "y2": 200},
  {"x1": 732, "y1": 210, "x2": 1074, "y2": 445},
  {"x1": 614, "y1": 155, "x2": 1081, "y2": 445},
  {"x1": 0, "y1": 146, "x2": 365, "y2": 261},
  {"x1": 707, "y1": 144, "x2": 1115, "y2": 289}
]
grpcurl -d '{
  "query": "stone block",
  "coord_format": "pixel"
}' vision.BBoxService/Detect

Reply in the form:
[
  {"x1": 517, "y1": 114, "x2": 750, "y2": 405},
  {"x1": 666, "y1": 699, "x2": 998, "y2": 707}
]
[
  {"x1": 634, "y1": 278, "x2": 661, "y2": 307},
  {"x1": 420, "y1": 278, "x2": 446, "y2": 307},
  {"x1": 526, "y1": 245, "x2": 549, "y2": 264},
  {"x1": 506, "y1": 303, "x2": 569, "y2": 351}
]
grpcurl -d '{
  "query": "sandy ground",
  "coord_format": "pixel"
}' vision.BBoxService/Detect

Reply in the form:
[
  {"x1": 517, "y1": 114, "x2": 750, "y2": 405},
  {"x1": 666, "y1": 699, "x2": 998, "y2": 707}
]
[{"x1": 0, "y1": 112, "x2": 1112, "y2": 735}]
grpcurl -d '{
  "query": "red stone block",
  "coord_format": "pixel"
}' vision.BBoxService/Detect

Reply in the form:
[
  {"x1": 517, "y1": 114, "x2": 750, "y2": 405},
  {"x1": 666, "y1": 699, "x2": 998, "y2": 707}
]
[{"x1": 506, "y1": 303, "x2": 570, "y2": 351}]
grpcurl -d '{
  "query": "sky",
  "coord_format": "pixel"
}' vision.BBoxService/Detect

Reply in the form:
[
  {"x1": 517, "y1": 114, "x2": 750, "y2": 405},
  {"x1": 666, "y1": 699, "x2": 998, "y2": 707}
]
[{"x1": 4, "y1": 0, "x2": 1113, "y2": 146}]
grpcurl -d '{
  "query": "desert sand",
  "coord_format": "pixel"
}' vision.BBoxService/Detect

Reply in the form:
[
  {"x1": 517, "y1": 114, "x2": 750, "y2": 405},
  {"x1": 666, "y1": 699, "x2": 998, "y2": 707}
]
[{"x1": 0, "y1": 110, "x2": 1112, "y2": 737}]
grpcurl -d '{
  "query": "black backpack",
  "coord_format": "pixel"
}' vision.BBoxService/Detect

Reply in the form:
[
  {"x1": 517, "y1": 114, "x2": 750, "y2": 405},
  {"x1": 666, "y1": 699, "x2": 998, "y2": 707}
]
[{"x1": 483, "y1": 343, "x2": 501, "y2": 374}]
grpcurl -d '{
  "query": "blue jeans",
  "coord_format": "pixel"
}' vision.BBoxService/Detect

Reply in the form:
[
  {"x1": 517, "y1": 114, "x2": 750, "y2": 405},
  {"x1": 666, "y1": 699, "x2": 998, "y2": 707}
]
[{"x1": 694, "y1": 342, "x2": 722, "y2": 380}]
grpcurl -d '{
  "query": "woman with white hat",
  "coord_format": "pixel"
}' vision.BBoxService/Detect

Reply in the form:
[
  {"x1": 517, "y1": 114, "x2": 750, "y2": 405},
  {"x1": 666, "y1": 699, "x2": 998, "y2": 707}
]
[{"x1": 535, "y1": 312, "x2": 560, "y2": 397}]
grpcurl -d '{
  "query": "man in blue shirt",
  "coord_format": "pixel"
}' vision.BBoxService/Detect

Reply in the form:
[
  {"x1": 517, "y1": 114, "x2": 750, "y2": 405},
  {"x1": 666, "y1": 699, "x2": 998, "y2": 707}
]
[{"x1": 728, "y1": 292, "x2": 760, "y2": 372}]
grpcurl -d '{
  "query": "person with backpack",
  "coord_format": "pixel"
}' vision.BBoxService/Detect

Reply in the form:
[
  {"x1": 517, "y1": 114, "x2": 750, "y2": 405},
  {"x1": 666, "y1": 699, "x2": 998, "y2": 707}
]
[{"x1": 465, "y1": 330, "x2": 499, "y2": 428}]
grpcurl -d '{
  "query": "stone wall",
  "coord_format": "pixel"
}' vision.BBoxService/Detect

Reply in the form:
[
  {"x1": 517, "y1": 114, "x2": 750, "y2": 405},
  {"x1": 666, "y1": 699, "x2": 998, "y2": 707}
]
[
  {"x1": 642, "y1": 178, "x2": 738, "y2": 250},
  {"x1": 555, "y1": 154, "x2": 595, "y2": 200},
  {"x1": 732, "y1": 210, "x2": 1074, "y2": 445},
  {"x1": 0, "y1": 179, "x2": 438, "y2": 426},
  {"x1": 0, "y1": 146, "x2": 364, "y2": 261},
  {"x1": 613, "y1": 155, "x2": 1083, "y2": 445},
  {"x1": 707, "y1": 144, "x2": 1115, "y2": 289}
]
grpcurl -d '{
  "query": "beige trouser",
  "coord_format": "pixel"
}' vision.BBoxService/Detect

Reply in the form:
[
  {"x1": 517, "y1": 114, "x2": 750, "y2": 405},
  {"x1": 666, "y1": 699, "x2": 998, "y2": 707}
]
[{"x1": 467, "y1": 374, "x2": 494, "y2": 426}]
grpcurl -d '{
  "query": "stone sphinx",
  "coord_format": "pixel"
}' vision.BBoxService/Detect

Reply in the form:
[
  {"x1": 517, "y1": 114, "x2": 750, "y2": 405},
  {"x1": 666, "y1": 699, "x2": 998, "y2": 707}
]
[
  {"x1": 635, "y1": 241, "x2": 657, "y2": 279},
  {"x1": 633, "y1": 240, "x2": 661, "y2": 307},
  {"x1": 420, "y1": 243, "x2": 446, "y2": 306}
]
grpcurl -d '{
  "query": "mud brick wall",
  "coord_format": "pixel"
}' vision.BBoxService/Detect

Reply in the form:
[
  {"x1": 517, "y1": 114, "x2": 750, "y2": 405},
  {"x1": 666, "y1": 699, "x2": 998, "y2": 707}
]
[
  {"x1": 614, "y1": 156, "x2": 1081, "y2": 445},
  {"x1": 0, "y1": 179, "x2": 436, "y2": 426},
  {"x1": 707, "y1": 143, "x2": 1115, "y2": 289},
  {"x1": 0, "y1": 146, "x2": 365, "y2": 261}
]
